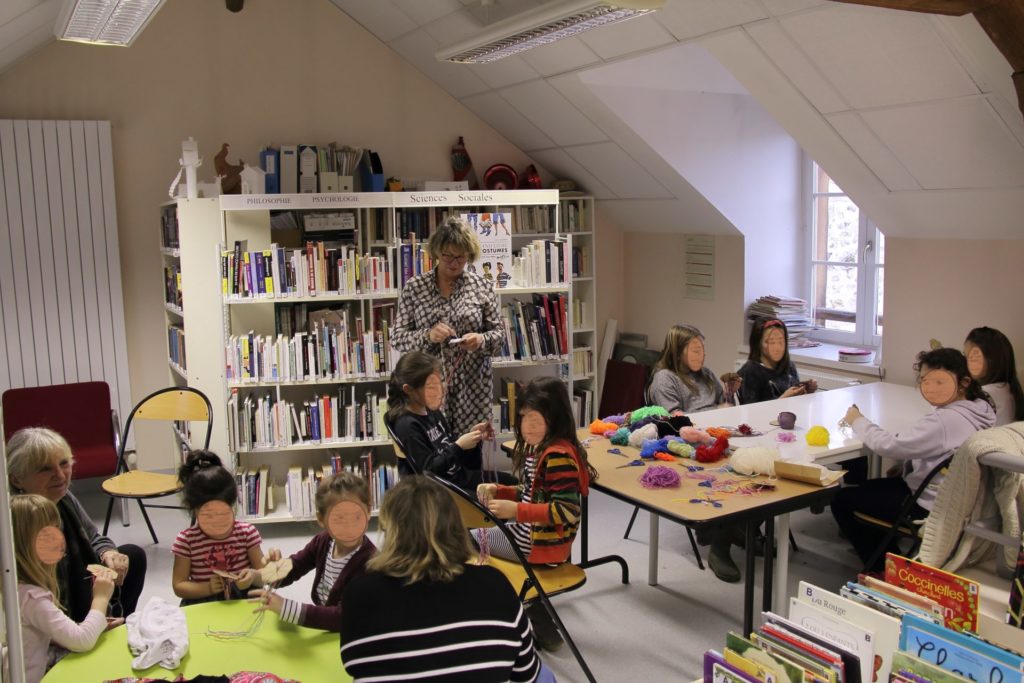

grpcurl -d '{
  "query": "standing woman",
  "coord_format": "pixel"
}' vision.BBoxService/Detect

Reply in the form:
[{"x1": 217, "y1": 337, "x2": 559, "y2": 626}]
[
  {"x1": 963, "y1": 326, "x2": 1024, "y2": 425},
  {"x1": 392, "y1": 217, "x2": 505, "y2": 435},
  {"x1": 738, "y1": 318, "x2": 817, "y2": 404},
  {"x1": 6, "y1": 427, "x2": 146, "y2": 622}
]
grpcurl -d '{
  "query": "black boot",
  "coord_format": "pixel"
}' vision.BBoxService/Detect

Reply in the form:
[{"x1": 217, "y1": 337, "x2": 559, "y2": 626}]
[
  {"x1": 526, "y1": 602, "x2": 564, "y2": 652},
  {"x1": 708, "y1": 533, "x2": 741, "y2": 583}
]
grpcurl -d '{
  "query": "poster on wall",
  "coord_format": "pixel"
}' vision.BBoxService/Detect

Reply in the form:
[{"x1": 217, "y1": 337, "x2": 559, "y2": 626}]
[
  {"x1": 685, "y1": 235, "x2": 715, "y2": 300},
  {"x1": 462, "y1": 212, "x2": 512, "y2": 288}
]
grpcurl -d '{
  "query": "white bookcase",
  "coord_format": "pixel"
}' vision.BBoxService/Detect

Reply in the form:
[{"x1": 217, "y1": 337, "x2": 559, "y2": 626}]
[
  {"x1": 562, "y1": 195, "x2": 598, "y2": 427},
  {"x1": 170, "y1": 189, "x2": 585, "y2": 523}
]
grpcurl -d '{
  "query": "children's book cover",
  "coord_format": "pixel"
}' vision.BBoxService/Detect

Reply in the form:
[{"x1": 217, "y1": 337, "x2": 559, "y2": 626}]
[
  {"x1": 897, "y1": 615, "x2": 1023, "y2": 683},
  {"x1": 889, "y1": 651, "x2": 970, "y2": 683},
  {"x1": 789, "y1": 597, "x2": 875, "y2": 683},
  {"x1": 727, "y1": 632, "x2": 805, "y2": 683},
  {"x1": 884, "y1": 554, "x2": 980, "y2": 633},
  {"x1": 706, "y1": 650, "x2": 763, "y2": 683}
]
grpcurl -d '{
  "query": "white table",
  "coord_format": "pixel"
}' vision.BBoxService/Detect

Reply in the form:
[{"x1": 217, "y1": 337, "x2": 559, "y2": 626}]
[{"x1": 639, "y1": 382, "x2": 930, "y2": 611}]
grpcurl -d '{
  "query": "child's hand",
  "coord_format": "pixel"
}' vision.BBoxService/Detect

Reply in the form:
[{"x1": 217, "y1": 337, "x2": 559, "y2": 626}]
[
  {"x1": 477, "y1": 483, "x2": 497, "y2": 506},
  {"x1": 267, "y1": 548, "x2": 282, "y2": 562},
  {"x1": 209, "y1": 574, "x2": 225, "y2": 597},
  {"x1": 781, "y1": 385, "x2": 806, "y2": 398},
  {"x1": 471, "y1": 421, "x2": 494, "y2": 440},
  {"x1": 456, "y1": 430, "x2": 483, "y2": 450},
  {"x1": 105, "y1": 617, "x2": 125, "y2": 631},
  {"x1": 804, "y1": 379, "x2": 818, "y2": 394},
  {"x1": 844, "y1": 405, "x2": 864, "y2": 426},
  {"x1": 487, "y1": 499, "x2": 518, "y2": 520},
  {"x1": 235, "y1": 568, "x2": 257, "y2": 590},
  {"x1": 92, "y1": 571, "x2": 116, "y2": 601},
  {"x1": 248, "y1": 589, "x2": 283, "y2": 615},
  {"x1": 101, "y1": 550, "x2": 130, "y2": 586}
]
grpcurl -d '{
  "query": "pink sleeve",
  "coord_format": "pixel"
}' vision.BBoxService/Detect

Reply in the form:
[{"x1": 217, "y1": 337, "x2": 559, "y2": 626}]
[
  {"x1": 241, "y1": 523, "x2": 262, "y2": 549},
  {"x1": 171, "y1": 529, "x2": 191, "y2": 558},
  {"x1": 24, "y1": 594, "x2": 106, "y2": 653}
]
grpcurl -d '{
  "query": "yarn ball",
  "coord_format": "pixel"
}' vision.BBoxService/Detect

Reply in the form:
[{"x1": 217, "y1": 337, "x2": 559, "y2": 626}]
[
  {"x1": 639, "y1": 465, "x2": 681, "y2": 489},
  {"x1": 806, "y1": 426, "x2": 830, "y2": 446},
  {"x1": 610, "y1": 428, "x2": 630, "y2": 446},
  {"x1": 706, "y1": 427, "x2": 733, "y2": 439},
  {"x1": 602, "y1": 415, "x2": 626, "y2": 426},
  {"x1": 639, "y1": 437, "x2": 672, "y2": 459},
  {"x1": 679, "y1": 426, "x2": 714, "y2": 444},
  {"x1": 730, "y1": 447, "x2": 778, "y2": 476},
  {"x1": 628, "y1": 423, "x2": 659, "y2": 448},
  {"x1": 667, "y1": 441, "x2": 695, "y2": 458},
  {"x1": 654, "y1": 452, "x2": 676, "y2": 462},
  {"x1": 603, "y1": 429, "x2": 618, "y2": 439},
  {"x1": 695, "y1": 436, "x2": 729, "y2": 463},
  {"x1": 589, "y1": 419, "x2": 619, "y2": 435},
  {"x1": 776, "y1": 432, "x2": 797, "y2": 443},
  {"x1": 628, "y1": 405, "x2": 670, "y2": 425}
]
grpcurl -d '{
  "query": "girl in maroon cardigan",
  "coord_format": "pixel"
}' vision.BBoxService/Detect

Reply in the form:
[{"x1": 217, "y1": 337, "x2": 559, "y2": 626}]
[{"x1": 249, "y1": 472, "x2": 376, "y2": 632}]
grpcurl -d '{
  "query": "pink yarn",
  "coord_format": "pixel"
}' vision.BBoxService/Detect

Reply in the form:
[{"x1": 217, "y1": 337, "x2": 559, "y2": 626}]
[
  {"x1": 679, "y1": 426, "x2": 714, "y2": 444},
  {"x1": 603, "y1": 429, "x2": 618, "y2": 438},
  {"x1": 776, "y1": 432, "x2": 797, "y2": 443},
  {"x1": 639, "y1": 465, "x2": 682, "y2": 489}
]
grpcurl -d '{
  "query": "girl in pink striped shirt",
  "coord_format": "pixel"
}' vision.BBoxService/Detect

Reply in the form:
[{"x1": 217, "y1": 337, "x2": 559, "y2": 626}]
[{"x1": 171, "y1": 451, "x2": 273, "y2": 604}]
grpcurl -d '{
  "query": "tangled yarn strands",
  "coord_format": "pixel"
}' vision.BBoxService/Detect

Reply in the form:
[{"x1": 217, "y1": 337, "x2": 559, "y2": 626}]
[
  {"x1": 206, "y1": 590, "x2": 273, "y2": 641},
  {"x1": 639, "y1": 465, "x2": 682, "y2": 489},
  {"x1": 475, "y1": 527, "x2": 490, "y2": 565}
]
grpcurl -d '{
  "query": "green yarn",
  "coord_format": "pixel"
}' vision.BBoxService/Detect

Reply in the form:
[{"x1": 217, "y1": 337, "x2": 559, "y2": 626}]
[
  {"x1": 610, "y1": 428, "x2": 630, "y2": 445},
  {"x1": 668, "y1": 441, "x2": 694, "y2": 458},
  {"x1": 628, "y1": 405, "x2": 670, "y2": 424}
]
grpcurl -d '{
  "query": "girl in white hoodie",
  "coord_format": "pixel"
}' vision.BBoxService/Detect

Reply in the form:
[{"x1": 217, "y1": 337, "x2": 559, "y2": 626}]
[{"x1": 831, "y1": 347, "x2": 995, "y2": 570}]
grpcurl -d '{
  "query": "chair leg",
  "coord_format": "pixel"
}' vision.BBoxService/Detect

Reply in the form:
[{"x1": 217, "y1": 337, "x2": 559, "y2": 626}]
[
  {"x1": 686, "y1": 527, "x2": 705, "y2": 570},
  {"x1": 136, "y1": 500, "x2": 160, "y2": 545},
  {"x1": 120, "y1": 498, "x2": 131, "y2": 527},
  {"x1": 789, "y1": 530, "x2": 799, "y2": 553},
  {"x1": 103, "y1": 497, "x2": 115, "y2": 535},
  {"x1": 535, "y1": 593, "x2": 596, "y2": 683},
  {"x1": 623, "y1": 505, "x2": 640, "y2": 539}
]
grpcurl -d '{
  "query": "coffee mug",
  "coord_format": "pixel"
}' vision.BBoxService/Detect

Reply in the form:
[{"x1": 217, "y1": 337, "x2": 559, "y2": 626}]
[{"x1": 778, "y1": 411, "x2": 797, "y2": 430}]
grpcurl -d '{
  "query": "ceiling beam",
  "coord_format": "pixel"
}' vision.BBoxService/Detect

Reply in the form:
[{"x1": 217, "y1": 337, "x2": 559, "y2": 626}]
[{"x1": 827, "y1": 0, "x2": 997, "y2": 15}]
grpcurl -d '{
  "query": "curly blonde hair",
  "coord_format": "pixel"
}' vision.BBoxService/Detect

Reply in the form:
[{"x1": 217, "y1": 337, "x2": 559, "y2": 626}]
[
  {"x1": 12, "y1": 494, "x2": 64, "y2": 607},
  {"x1": 428, "y1": 217, "x2": 481, "y2": 263},
  {"x1": 6, "y1": 427, "x2": 74, "y2": 493}
]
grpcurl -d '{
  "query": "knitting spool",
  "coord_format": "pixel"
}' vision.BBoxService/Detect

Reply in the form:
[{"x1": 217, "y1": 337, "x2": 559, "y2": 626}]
[{"x1": 777, "y1": 411, "x2": 797, "y2": 430}]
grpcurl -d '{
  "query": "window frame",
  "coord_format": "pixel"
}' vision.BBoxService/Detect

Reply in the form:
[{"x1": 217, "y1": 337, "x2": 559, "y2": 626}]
[{"x1": 804, "y1": 158, "x2": 884, "y2": 348}]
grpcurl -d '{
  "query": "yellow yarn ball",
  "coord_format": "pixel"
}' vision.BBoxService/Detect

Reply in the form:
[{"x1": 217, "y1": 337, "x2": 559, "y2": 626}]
[{"x1": 805, "y1": 426, "x2": 830, "y2": 446}]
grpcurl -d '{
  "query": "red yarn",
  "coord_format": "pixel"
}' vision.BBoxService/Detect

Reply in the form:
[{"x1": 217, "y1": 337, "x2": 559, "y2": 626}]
[{"x1": 695, "y1": 436, "x2": 729, "y2": 463}]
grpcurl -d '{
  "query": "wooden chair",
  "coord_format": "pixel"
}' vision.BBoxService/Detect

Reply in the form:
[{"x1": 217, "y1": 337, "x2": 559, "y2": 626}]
[
  {"x1": 102, "y1": 387, "x2": 212, "y2": 544},
  {"x1": 855, "y1": 456, "x2": 953, "y2": 572},
  {"x1": 425, "y1": 472, "x2": 596, "y2": 683}
]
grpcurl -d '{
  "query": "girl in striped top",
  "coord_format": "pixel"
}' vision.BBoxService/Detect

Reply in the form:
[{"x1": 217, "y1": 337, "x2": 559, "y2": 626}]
[
  {"x1": 340, "y1": 476, "x2": 544, "y2": 682},
  {"x1": 247, "y1": 471, "x2": 376, "y2": 631},
  {"x1": 171, "y1": 451, "x2": 272, "y2": 604}
]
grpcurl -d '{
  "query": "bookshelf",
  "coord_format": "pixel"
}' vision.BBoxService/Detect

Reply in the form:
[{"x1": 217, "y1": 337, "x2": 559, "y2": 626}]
[
  {"x1": 172, "y1": 189, "x2": 582, "y2": 523},
  {"x1": 562, "y1": 195, "x2": 598, "y2": 429}
]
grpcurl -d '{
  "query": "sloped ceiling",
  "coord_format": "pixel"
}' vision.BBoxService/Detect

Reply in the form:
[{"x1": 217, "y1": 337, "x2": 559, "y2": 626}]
[{"x1": 4, "y1": 0, "x2": 1023, "y2": 238}]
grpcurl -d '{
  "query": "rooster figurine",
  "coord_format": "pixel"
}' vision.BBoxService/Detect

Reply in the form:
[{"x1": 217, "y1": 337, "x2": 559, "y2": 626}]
[{"x1": 214, "y1": 143, "x2": 244, "y2": 194}]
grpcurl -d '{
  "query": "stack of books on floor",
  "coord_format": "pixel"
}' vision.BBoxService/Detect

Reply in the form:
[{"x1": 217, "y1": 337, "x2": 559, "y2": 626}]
[
  {"x1": 703, "y1": 553, "x2": 1023, "y2": 683},
  {"x1": 746, "y1": 295, "x2": 818, "y2": 348}
]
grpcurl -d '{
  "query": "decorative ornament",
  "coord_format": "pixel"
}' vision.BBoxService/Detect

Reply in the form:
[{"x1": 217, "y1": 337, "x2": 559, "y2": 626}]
[{"x1": 214, "y1": 143, "x2": 244, "y2": 195}]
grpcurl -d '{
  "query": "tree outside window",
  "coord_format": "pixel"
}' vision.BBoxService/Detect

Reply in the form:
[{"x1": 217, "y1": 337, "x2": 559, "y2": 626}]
[{"x1": 808, "y1": 161, "x2": 884, "y2": 347}]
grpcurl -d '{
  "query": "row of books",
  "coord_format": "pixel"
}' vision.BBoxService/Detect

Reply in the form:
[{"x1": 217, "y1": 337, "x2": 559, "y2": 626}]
[
  {"x1": 163, "y1": 264, "x2": 182, "y2": 309},
  {"x1": 226, "y1": 388, "x2": 388, "y2": 452},
  {"x1": 703, "y1": 554, "x2": 1023, "y2": 683},
  {"x1": 222, "y1": 241, "x2": 398, "y2": 299},
  {"x1": 571, "y1": 246, "x2": 590, "y2": 278},
  {"x1": 559, "y1": 199, "x2": 588, "y2": 233},
  {"x1": 747, "y1": 294, "x2": 815, "y2": 338},
  {"x1": 225, "y1": 321, "x2": 396, "y2": 383},
  {"x1": 572, "y1": 387, "x2": 595, "y2": 428},
  {"x1": 513, "y1": 239, "x2": 570, "y2": 287},
  {"x1": 497, "y1": 294, "x2": 568, "y2": 362},
  {"x1": 167, "y1": 325, "x2": 186, "y2": 371},
  {"x1": 161, "y1": 204, "x2": 179, "y2": 250},
  {"x1": 572, "y1": 347, "x2": 594, "y2": 377}
]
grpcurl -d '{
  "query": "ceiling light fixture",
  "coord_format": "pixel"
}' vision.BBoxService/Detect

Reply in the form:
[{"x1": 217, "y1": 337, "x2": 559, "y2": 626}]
[
  {"x1": 436, "y1": 0, "x2": 664, "y2": 64},
  {"x1": 55, "y1": 0, "x2": 166, "y2": 46}
]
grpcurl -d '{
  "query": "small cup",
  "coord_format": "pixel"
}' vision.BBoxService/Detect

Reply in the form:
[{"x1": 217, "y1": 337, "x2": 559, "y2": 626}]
[{"x1": 778, "y1": 411, "x2": 797, "y2": 430}]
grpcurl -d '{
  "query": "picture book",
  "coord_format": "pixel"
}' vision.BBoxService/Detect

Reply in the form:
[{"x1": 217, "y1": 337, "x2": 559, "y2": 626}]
[
  {"x1": 797, "y1": 581, "x2": 900, "y2": 683},
  {"x1": 751, "y1": 630, "x2": 837, "y2": 683},
  {"x1": 884, "y1": 554, "x2": 980, "y2": 632},
  {"x1": 726, "y1": 648, "x2": 774, "y2": 683},
  {"x1": 898, "y1": 614, "x2": 1024, "y2": 683},
  {"x1": 706, "y1": 650, "x2": 763, "y2": 683},
  {"x1": 727, "y1": 632, "x2": 805, "y2": 683},
  {"x1": 789, "y1": 597, "x2": 875, "y2": 683},
  {"x1": 857, "y1": 574, "x2": 943, "y2": 619},
  {"x1": 843, "y1": 583, "x2": 943, "y2": 625},
  {"x1": 889, "y1": 651, "x2": 970, "y2": 683},
  {"x1": 762, "y1": 612, "x2": 857, "y2": 683}
]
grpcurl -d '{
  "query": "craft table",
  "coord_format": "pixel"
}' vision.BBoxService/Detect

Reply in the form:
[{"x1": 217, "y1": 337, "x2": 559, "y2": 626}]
[
  {"x1": 572, "y1": 382, "x2": 931, "y2": 635},
  {"x1": 42, "y1": 599, "x2": 347, "y2": 682}
]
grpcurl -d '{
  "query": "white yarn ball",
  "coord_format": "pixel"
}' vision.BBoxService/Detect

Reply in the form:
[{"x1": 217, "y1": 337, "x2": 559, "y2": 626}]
[
  {"x1": 729, "y1": 447, "x2": 779, "y2": 476},
  {"x1": 628, "y1": 423, "x2": 658, "y2": 448}
]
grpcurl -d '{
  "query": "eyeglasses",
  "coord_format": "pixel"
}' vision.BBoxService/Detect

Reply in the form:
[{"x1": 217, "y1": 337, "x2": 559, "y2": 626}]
[{"x1": 440, "y1": 252, "x2": 467, "y2": 264}]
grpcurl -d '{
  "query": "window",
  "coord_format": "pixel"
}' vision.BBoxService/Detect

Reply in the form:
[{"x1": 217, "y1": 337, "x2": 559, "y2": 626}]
[{"x1": 807, "y1": 161, "x2": 884, "y2": 347}]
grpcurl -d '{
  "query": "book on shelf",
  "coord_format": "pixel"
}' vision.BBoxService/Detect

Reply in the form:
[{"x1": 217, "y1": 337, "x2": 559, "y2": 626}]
[
  {"x1": 572, "y1": 347, "x2": 593, "y2": 377},
  {"x1": 883, "y1": 554, "x2": 981, "y2": 632},
  {"x1": 161, "y1": 204, "x2": 179, "y2": 249},
  {"x1": 397, "y1": 237, "x2": 434, "y2": 288},
  {"x1": 572, "y1": 387, "x2": 593, "y2": 428},
  {"x1": 167, "y1": 325, "x2": 186, "y2": 370},
  {"x1": 164, "y1": 263, "x2": 182, "y2": 309},
  {"x1": 511, "y1": 239, "x2": 569, "y2": 288},
  {"x1": 497, "y1": 293, "x2": 568, "y2": 362}
]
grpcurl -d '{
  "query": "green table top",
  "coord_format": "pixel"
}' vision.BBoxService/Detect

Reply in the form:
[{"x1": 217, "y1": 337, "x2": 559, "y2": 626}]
[{"x1": 42, "y1": 599, "x2": 349, "y2": 682}]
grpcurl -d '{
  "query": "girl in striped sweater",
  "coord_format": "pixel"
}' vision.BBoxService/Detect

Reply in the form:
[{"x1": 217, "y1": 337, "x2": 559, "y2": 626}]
[{"x1": 477, "y1": 376, "x2": 596, "y2": 650}]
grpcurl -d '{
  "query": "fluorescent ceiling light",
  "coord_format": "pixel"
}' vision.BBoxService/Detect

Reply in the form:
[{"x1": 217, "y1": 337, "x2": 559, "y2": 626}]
[
  {"x1": 437, "y1": 0, "x2": 664, "y2": 64},
  {"x1": 55, "y1": 0, "x2": 166, "y2": 46}
]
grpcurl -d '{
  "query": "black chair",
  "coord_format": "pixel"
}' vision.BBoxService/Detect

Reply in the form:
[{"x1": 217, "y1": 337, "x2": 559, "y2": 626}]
[
  {"x1": 855, "y1": 456, "x2": 953, "y2": 572},
  {"x1": 426, "y1": 472, "x2": 599, "y2": 683}
]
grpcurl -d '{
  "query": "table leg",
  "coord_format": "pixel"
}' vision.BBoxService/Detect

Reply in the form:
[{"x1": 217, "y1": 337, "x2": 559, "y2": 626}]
[
  {"x1": 648, "y1": 513, "x2": 659, "y2": 586},
  {"x1": 772, "y1": 513, "x2": 791, "y2": 613},
  {"x1": 744, "y1": 521, "x2": 756, "y2": 636},
  {"x1": 762, "y1": 516, "x2": 775, "y2": 613},
  {"x1": 581, "y1": 493, "x2": 590, "y2": 564}
]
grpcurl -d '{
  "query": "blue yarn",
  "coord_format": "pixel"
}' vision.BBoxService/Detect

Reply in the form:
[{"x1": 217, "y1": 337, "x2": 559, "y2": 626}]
[
  {"x1": 640, "y1": 437, "x2": 671, "y2": 459},
  {"x1": 609, "y1": 427, "x2": 630, "y2": 445}
]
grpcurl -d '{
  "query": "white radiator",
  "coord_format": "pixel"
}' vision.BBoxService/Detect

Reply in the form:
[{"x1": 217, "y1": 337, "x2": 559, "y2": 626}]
[
  {"x1": 0, "y1": 120, "x2": 131, "y2": 420},
  {"x1": 733, "y1": 359, "x2": 869, "y2": 391}
]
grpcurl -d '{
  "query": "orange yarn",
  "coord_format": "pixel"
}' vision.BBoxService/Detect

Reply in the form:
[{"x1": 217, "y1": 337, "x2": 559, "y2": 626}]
[
  {"x1": 653, "y1": 452, "x2": 676, "y2": 462},
  {"x1": 589, "y1": 419, "x2": 619, "y2": 435},
  {"x1": 706, "y1": 427, "x2": 733, "y2": 439}
]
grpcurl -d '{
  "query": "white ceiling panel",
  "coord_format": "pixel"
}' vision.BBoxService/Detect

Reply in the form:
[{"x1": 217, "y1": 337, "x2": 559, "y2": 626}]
[
  {"x1": 826, "y1": 112, "x2": 920, "y2": 192},
  {"x1": 389, "y1": 29, "x2": 491, "y2": 99},
  {"x1": 564, "y1": 142, "x2": 673, "y2": 199},
  {"x1": 861, "y1": 98, "x2": 1024, "y2": 190},
  {"x1": 327, "y1": 0, "x2": 417, "y2": 43},
  {"x1": 759, "y1": 0, "x2": 828, "y2": 16},
  {"x1": 577, "y1": 14, "x2": 674, "y2": 61},
  {"x1": 779, "y1": 5, "x2": 979, "y2": 110},
  {"x1": 468, "y1": 57, "x2": 540, "y2": 89},
  {"x1": 421, "y1": 8, "x2": 481, "y2": 45},
  {"x1": 745, "y1": 21, "x2": 847, "y2": 114},
  {"x1": 0, "y1": 0, "x2": 57, "y2": 48},
  {"x1": 528, "y1": 148, "x2": 616, "y2": 199},
  {"x1": 655, "y1": 0, "x2": 767, "y2": 42},
  {"x1": 0, "y1": 18, "x2": 52, "y2": 75},
  {"x1": 391, "y1": 0, "x2": 462, "y2": 26},
  {"x1": 600, "y1": 198, "x2": 738, "y2": 234},
  {"x1": 987, "y1": 94, "x2": 1024, "y2": 148},
  {"x1": 519, "y1": 37, "x2": 601, "y2": 78},
  {"x1": 460, "y1": 92, "x2": 556, "y2": 152},
  {"x1": 499, "y1": 79, "x2": 608, "y2": 146},
  {"x1": 0, "y1": 0, "x2": 52, "y2": 28}
]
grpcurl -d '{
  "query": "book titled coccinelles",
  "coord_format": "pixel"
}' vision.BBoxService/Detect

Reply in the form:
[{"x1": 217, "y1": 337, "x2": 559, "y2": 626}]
[{"x1": 884, "y1": 553, "x2": 980, "y2": 633}]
